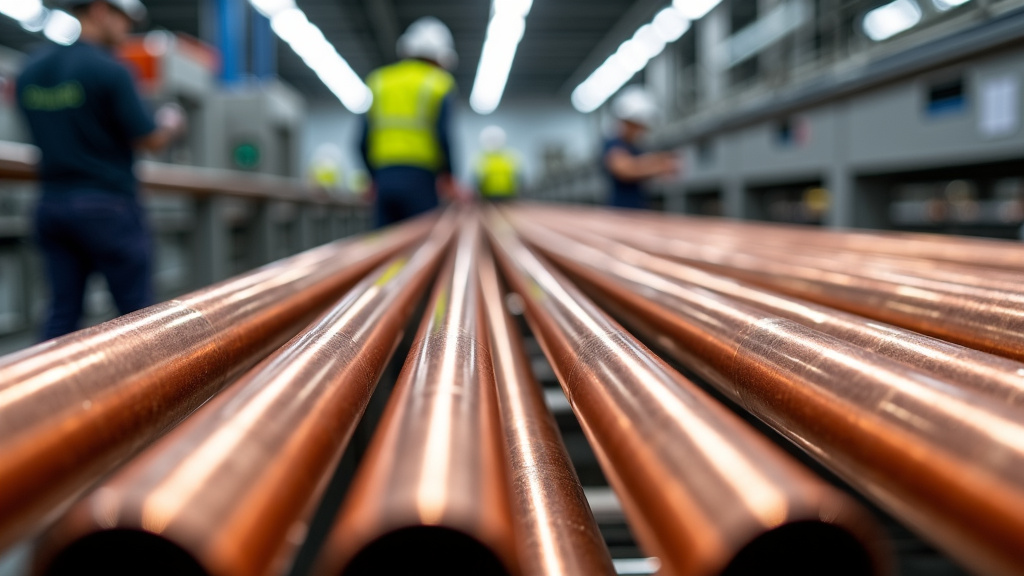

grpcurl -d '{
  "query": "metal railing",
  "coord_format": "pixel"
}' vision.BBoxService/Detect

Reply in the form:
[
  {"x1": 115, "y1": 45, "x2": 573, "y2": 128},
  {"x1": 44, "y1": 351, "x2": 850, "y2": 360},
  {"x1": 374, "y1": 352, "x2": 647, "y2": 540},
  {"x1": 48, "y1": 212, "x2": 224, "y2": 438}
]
[{"x1": 0, "y1": 141, "x2": 371, "y2": 350}]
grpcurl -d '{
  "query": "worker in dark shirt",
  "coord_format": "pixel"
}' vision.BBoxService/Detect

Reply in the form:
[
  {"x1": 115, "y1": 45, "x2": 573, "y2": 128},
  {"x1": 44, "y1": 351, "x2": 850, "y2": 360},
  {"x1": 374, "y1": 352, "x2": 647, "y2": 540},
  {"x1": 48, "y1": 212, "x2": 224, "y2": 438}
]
[
  {"x1": 359, "y1": 17, "x2": 463, "y2": 228},
  {"x1": 602, "y1": 86, "x2": 679, "y2": 209},
  {"x1": 17, "y1": 0, "x2": 185, "y2": 341}
]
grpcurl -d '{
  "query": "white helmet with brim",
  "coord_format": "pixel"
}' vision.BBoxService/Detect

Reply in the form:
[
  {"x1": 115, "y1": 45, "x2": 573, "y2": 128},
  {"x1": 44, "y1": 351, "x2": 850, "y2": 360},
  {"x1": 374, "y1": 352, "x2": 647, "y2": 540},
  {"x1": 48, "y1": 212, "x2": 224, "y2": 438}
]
[
  {"x1": 480, "y1": 125, "x2": 507, "y2": 152},
  {"x1": 612, "y1": 86, "x2": 659, "y2": 127},
  {"x1": 396, "y1": 17, "x2": 458, "y2": 71}
]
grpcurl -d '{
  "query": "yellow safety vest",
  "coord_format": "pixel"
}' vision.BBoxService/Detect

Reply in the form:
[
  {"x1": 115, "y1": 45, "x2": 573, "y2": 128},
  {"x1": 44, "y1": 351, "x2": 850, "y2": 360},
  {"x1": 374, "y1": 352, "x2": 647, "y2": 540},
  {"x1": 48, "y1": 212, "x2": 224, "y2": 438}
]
[
  {"x1": 476, "y1": 150, "x2": 519, "y2": 198},
  {"x1": 366, "y1": 60, "x2": 455, "y2": 172}
]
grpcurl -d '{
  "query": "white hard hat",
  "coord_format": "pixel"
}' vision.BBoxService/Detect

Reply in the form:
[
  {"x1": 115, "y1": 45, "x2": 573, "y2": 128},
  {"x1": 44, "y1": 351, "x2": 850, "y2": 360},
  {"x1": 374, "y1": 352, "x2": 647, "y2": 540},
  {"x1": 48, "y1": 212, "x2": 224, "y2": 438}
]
[
  {"x1": 479, "y1": 125, "x2": 507, "y2": 152},
  {"x1": 397, "y1": 17, "x2": 458, "y2": 70},
  {"x1": 612, "y1": 86, "x2": 659, "y2": 127},
  {"x1": 61, "y1": 0, "x2": 147, "y2": 22}
]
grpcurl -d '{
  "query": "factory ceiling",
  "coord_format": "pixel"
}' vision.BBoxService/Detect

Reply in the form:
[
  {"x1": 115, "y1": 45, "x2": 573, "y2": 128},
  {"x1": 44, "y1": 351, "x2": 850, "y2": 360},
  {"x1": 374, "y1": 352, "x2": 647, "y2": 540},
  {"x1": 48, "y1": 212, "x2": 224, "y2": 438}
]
[{"x1": 0, "y1": 0, "x2": 667, "y2": 105}]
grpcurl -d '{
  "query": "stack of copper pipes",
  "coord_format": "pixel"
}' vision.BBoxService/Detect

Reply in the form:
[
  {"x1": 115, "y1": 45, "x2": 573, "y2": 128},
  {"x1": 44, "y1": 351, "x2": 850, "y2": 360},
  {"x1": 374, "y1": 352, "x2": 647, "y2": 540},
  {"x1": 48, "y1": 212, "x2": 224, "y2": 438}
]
[{"x1": 3, "y1": 205, "x2": 1024, "y2": 576}]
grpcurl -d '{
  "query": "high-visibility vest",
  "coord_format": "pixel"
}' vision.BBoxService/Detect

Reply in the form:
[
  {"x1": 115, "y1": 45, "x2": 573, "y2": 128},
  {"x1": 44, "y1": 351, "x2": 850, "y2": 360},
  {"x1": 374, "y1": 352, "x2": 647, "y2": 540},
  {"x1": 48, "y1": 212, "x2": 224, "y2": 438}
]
[
  {"x1": 476, "y1": 150, "x2": 519, "y2": 198},
  {"x1": 366, "y1": 60, "x2": 455, "y2": 172}
]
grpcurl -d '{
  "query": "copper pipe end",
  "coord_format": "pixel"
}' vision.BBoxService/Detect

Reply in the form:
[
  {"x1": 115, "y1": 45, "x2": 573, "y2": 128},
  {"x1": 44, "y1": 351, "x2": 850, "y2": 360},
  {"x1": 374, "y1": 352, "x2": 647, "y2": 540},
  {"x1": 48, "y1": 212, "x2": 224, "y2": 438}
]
[
  {"x1": 720, "y1": 521, "x2": 883, "y2": 576},
  {"x1": 312, "y1": 214, "x2": 517, "y2": 576},
  {"x1": 38, "y1": 530, "x2": 205, "y2": 576},
  {"x1": 338, "y1": 527, "x2": 509, "y2": 576}
]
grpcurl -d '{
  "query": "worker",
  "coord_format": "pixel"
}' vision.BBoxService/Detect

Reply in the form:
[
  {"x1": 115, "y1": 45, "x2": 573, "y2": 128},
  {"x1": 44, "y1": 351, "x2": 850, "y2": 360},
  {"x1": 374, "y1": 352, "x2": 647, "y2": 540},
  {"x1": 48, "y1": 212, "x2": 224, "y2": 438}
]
[
  {"x1": 360, "y1": 17, "x2": 462, "y2": 227},
  {"x1": 17, "y1": 0, "x2": 186, "y2": 341},
  {"x1": 602, "y1": 86, "x2": 679, "y2": 209},
  {"x1": 309, "y1": 143, "x2": 344, "y2": 196},
  {"x1": 474, "y1": 125, "x2": 521, "y2": 201}
]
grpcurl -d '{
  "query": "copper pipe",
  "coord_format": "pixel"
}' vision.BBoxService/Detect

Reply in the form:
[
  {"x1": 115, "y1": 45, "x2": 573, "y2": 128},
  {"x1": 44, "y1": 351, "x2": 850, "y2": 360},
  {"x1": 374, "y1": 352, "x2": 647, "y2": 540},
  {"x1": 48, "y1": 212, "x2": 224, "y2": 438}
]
[
  {"x1": 531, "y1": 212, "x2": 1024, "y2": 362},
  {"x1": 312, "y1": 216, "x2": 518, "y2": 576},
  {"x1": 510, "y1": 217, "x2": 1024, "y2": 576},
  {"x1": 517, "y1": 204, "x2": 1024, "y2": 270},
  {"x1": 487, "y1": 213, "x2": 887, "y2": 576},
  {"x1": 513, "y1": 220, "x2": 1024, "y2": 409},
  {"x1": 32, "y1": 217, "x2": 454, "y2": 576},
  {"x1": 0, "y1": 215, "x2": 434, "y2": 553},
  {"x1": 567, "y1": 212, "x2": 1024, "y2": 294},
  {"x1": 477, "y1": 240, "x2": 615, "y2": 576}
]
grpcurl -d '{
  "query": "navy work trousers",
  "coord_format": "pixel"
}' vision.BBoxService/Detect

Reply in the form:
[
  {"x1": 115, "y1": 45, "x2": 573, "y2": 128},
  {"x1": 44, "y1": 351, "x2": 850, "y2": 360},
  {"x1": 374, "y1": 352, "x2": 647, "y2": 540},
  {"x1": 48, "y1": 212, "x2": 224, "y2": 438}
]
[
  {"x1": 34, "y1": 189, "x2": 153, "y2": 341},
  {"x1": 373, "y1": 166, "x2": 440, "y2": 228}
]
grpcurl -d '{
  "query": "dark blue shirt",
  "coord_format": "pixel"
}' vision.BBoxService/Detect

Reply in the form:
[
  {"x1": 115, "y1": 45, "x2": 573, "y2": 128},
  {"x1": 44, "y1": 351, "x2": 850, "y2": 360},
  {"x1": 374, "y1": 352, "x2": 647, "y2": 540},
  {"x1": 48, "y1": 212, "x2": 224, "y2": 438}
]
[
  {"x1": 17, "y1": 41, "x2": 156, "y2": 197},
  {"x1": 602, "y1": 137, "x2": 647, "y2": 210}
]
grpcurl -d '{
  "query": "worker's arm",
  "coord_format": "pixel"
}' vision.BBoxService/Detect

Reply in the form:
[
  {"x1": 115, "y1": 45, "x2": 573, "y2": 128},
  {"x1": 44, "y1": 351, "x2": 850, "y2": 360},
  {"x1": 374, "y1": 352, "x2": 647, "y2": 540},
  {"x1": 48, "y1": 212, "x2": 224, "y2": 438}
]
[
  {"x1": 135, "y1": 104, "x2": 186, "y2": 153},
  {"x1": 435, "y1": 94, "x2": 469, "y2": 202},
  {"x1": 604, "y1": 146, "x2": 678, "y2": 183},
  {"x1": 108, "y1": 65, "x2": 183, "y2": 153},
  {"x1": 358, "y1": 115, "x2": 371, "y2": 170},
  {"x1": 436, "y1": 93, "x2": 455, "y2": 176}
]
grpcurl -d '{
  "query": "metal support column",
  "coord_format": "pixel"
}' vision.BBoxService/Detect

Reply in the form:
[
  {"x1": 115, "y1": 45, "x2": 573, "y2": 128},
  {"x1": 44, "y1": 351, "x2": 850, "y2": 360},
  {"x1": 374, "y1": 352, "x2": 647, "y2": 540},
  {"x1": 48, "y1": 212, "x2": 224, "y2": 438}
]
[
  {"x1": 194, "y1": 197, "x2": 230, "y2": 288},
  {"x1": 252, "y1": 200, "x2": 278, "y2": 267},
  {"x1": 299, "y1": 205, "x2": 318, "y2": 250},
  {"x1": 215, "y1": 0, "x2": 247, "y2": 85},
  {"x1": 251, "y1": 10, "x2": 276, "y2": 80}
]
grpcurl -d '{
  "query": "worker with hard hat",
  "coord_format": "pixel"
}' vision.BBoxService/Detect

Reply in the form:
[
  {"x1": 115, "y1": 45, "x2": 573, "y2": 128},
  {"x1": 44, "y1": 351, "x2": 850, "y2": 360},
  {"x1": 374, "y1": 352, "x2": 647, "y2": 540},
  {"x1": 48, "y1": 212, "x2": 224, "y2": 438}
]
[
  {"x1": 602, "y1": 86, "x2": 679, "y2": 209},
  {"x1": 17, "y1": 0, "x2": 186, "y2": 340},
  {"x1": 360, "y1": 17, "x2": 462, "y2": 227},
  {"x1": 474, "y1": 125, "x2": 521, "y2": 201}
]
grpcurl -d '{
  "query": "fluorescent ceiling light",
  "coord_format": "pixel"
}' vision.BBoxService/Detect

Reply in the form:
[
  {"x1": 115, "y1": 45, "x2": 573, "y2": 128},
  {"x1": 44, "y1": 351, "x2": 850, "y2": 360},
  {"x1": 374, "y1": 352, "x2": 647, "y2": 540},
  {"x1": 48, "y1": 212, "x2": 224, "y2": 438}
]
[
  {"x1": 932, "y1": 0, "x2": 970, "y2": 10},
  {"x1": 19, "y1": 8, "x2": 49, "y2": 32},
  {"x1": 470, "y1": 0, "x2": 533, "y2": 114},
  {"x1": 264, "y1": 4, "x2": 371, "y2": 112},
  {"x1": 863, "y1": 0, "x2": 922, "y2": 41},
  {"x1": 652, "y1": 7, "x2": 691, "y2": 42},
  {"x1": 0, "y1": 0, "x2": 44, "y2": 23},
  {"x1": 250, "y1": 0, "x2": 295, "y2": 17},
  {"x1": 672, "y1": 0, "x2": 723, "y2": 20},
  {"x1": 632, "y1": 25, "x2": 667, "y2": 60},
  {"x1": 43, "y1": 10, "x2": 81, "y2": 46},
  {"x1": 572, "y1": 3, "x2": 706, "y2": 114}
]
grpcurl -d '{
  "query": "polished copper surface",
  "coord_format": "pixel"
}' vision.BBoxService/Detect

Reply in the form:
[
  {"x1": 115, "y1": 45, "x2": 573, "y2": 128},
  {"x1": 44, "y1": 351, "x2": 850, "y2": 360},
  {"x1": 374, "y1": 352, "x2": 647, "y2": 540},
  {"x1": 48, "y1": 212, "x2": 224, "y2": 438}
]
[
  {"x1": 478, "y1": 242, "x2": 615, "y2": 576},
  {"x1": 516, "y1": 203, "x2": 1024, "y2": 270},
  {"x1": 0, "y1": 216, "x2": 433, "y2": 552},
  {"x1": 487, "y1": 213, "x2": 887, "y2": 576},
  {"x1": 534, "y1": 212, "x2": 1024, "y2": 362},
  {"x1": 33, "y1": 216, "x2": 455, "y2": 576},
  {"x1": 507, "y1": 217, "x2": 1024, "y2": 576},
  {"x1": 512, "y1": 220, "x2": 1024, "y2": 408},
  {"x1": 312, "y1": 216, "x2": 518, "y2": 576}
]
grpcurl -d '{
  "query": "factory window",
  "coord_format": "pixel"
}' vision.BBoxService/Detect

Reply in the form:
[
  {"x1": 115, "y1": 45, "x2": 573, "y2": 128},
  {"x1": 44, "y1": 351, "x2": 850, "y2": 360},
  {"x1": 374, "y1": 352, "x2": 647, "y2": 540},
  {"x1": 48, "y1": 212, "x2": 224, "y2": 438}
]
[{"x1": 925, "y1": 77, "x2": 967, "y2": 117}]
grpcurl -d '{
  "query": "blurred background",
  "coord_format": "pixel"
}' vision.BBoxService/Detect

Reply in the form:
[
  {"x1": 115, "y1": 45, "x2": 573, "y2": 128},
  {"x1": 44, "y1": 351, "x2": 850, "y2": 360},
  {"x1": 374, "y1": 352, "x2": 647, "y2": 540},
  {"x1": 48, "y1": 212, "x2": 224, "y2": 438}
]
[{"x1": 1, "y1": 2, "x2": 1023, "y2": 575}]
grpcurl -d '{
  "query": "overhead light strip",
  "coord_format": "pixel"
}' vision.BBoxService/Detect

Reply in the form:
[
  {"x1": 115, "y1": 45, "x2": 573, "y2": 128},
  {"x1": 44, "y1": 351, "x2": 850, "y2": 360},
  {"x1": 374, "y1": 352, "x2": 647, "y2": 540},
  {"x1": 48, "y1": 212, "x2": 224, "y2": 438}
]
[
  {"x1": 571, "y1": 0, "x2": 711, "y2": 113},
  {"x1": 0, "y1": 0, "x2": 372, "y2": 112},
  {"x1": 470, "y1": 0, "x2": 533, "y2": 115},
  {"x1": 0, "y1": 0, "x2": 80, "y2": 44},
  {"x1": 252, "y1": 0, "x2": 372, "y2": 113},
  {"x1": 862, "y1": 0, "x2": 923, "y2": 41}
]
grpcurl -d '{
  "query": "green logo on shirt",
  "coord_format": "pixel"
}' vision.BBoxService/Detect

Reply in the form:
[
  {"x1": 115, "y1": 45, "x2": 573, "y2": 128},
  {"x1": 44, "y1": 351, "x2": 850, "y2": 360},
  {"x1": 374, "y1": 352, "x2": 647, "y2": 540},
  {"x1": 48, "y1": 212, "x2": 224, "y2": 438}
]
[{"x1": 22, "y1": 82, "x2": 85, "y2": 111}]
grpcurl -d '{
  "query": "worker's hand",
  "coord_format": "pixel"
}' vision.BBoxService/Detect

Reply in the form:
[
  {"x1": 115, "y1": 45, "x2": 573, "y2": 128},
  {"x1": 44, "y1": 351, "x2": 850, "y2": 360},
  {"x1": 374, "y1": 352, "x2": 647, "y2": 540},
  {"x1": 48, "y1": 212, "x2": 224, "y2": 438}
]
[
  {"x1": 437, "y1": 174, "x2": 470, "y2": 204},
  {"x1": 155, "y1": 103, "x2": 187, "y2": 137},
  {"x1": 362, "y1": 183, "x2": 377, "y2": 203},
  {"x1": 653, "y1": 152, "x2": 680, "y2": 177}
]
